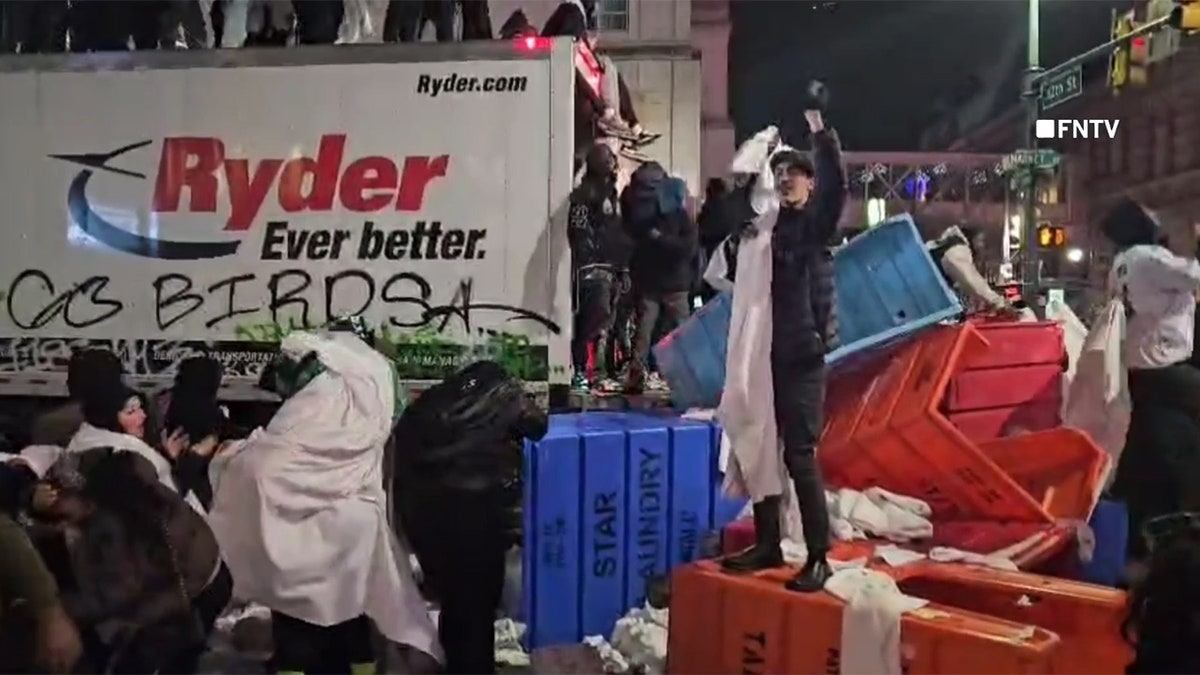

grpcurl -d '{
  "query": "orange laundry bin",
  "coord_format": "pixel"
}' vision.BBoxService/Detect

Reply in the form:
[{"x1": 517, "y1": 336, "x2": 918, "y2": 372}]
[
  {"x1": 977, "y1": 428, "x2": 1110, "y2": 521},
  {"x1": 895, "y1": 564, "x2": 1133, "y2": 674},
  {"x1": 819, "y1": 323, "x2": 1050, "y2": 523},
  {"x1": 668, "y1": 561, "x2": 1060, "y2": 675}
]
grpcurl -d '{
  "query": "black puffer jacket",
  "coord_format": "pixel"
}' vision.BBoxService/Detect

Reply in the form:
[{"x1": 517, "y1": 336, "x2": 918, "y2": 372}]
[
  {"x1": 767, "y1": 129, "x2": 847, "y2": 361},
  {"x1": 392, "y1": 361, "x2": 547, "y2": 495}
]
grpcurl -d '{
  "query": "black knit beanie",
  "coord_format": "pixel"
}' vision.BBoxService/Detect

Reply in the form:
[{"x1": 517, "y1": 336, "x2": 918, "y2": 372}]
[
  {"x1": 166, "y1": 356, "x2": 225, "y2": 442},
  {"x1": 80, "y1": 378, "x2": 140, "y2": 433},
  {"x1": 67, "y1": 349, "x2": 124, "y2": 401},
  {"x1": 1099, "y1": 197, "x2": 1161, "y2": 250}
]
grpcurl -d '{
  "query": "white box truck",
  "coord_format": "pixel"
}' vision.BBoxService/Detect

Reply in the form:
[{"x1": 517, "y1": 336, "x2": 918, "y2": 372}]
[{"x1": 0, "y1": 39, "x2": 579, "y2": 400}]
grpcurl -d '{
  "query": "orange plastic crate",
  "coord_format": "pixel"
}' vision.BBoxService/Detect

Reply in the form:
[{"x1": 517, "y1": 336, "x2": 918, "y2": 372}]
[
  {"x1": 668, "y1": 561, "x2": 1060, "y2": 675},
  {"x1": 820, "y1": 324, "x2": 1050, "y2": 523},
  {"x1": 896, "y1": 564, "x2": 1132, "y2": 674}
]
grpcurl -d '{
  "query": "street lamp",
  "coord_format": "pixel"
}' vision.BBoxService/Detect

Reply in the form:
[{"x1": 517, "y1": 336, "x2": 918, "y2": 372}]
[{"x1": 1066, "y1": 247, "x2": 1084, "y2": 263}]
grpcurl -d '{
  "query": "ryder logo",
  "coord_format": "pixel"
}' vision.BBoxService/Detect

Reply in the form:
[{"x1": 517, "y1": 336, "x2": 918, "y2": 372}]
[{"x1": 51, "y1": 135, "x2": 449, "y2": 261}]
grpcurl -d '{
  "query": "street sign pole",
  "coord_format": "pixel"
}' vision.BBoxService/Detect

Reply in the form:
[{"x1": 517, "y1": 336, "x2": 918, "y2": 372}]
[{"x1": 1020, "y1": 0, "x2": 1042, "y2": 314}]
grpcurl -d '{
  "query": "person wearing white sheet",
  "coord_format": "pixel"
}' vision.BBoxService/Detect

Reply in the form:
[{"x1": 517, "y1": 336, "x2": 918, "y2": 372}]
[{"x1": 205, "y1": 328, "x2": 440, "y2": 674}]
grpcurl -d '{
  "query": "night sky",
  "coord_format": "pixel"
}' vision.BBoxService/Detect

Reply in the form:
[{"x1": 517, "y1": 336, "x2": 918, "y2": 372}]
[{"x1": 730, "y1": 0, "x2": 1130, "y2": 151}]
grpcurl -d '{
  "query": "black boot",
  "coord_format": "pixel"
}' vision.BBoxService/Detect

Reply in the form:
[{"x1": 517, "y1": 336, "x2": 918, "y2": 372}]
[
  {"x1": 785, "y1": 551, "x2": 833, "y2": 592},
  {"x1": 721, "y1": 495, "x2": 784, "y2": 573},
  {"x1": 784, "y1": 456, "x2": 833, "y2": 593}
]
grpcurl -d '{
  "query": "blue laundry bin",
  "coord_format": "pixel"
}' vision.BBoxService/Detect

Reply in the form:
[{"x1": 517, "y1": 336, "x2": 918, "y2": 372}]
[
  {"x1": 521, "y1": 411, "x2": 745, "y2": 647},
  {"x1": 654, "y1": 213, "x2": 962, "y2": 409}
]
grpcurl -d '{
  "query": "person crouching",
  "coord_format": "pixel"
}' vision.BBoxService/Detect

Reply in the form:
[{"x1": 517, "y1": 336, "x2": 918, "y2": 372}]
[{"x1": 393, "y1": 360, "x2": 548, "y2": 674}]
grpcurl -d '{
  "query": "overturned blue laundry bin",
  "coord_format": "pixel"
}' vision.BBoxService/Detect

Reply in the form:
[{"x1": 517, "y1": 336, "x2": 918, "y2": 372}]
[{"x1": 654, "y1": 213, "x2": 962, "y2": 409}]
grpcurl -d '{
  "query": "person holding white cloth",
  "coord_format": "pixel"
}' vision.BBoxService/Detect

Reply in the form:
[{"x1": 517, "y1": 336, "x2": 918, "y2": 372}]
[
  {"x1": 717, "y1": 81, "x2": 848, "y2": 593},
  {"x1": 206, "y1": 329, "x2": 440, "y2": 674}
]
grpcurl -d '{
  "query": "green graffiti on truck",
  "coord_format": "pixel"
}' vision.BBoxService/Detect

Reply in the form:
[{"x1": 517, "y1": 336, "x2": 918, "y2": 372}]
[{"x1": 233, "y1": 319, "x2": 552, "y2": 381}]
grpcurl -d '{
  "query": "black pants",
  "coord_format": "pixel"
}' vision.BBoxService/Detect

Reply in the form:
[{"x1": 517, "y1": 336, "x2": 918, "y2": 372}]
[
  {"x1": 1, "y1": 0, "x2": 68, "y2": 52},
  {"x1": 459, "y1": 0, "x2": 492, "y2": 39},
  {"x1": 271, "y1": 612, "x2": 374, "y2": 674},
  {"x1": 70, "y1": 0, "x2": 161, "y2": 51},
  {"x1": 771, "y1": 354, "x2": 831, "y2": 555},
  {"x1": 384, "y1": 0, "x2": 454, "y2": 42},
  {"x1": 572, "y1": 268, "x2": 615, "y2": 377},
  {"x1": 402, "y1": 487, "x2": 508, "y2": 674},
  {"x1": 632, "y1": 290, "x2": 690, "y2": 373},
  {"x1": 293, "y1": 0, "x2": 343, "y2": 44},
  {"x1": 1116, "y1": 363, "x2": 1200, "y2": 559}
]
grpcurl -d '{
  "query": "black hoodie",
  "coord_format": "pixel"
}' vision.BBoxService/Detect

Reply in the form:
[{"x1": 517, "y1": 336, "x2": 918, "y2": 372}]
[{"x1": 569, "y1": 144, "x2": 634, "y2": 270}]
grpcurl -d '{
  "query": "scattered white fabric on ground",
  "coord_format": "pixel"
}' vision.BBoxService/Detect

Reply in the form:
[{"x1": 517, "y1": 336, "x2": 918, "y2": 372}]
[
  {"x1": 586, "y1": 603, "x2": 669, "y2": 674},
  {"x1": 736, "y1": 486, "x2": 935, "y2": 546},
  {"x1": 494, "y1": 618, "x2": 531, "y2": 668},
  {"x1": 824, "y1": 568, "x2": 929, "y2": 675},
  {"x1": 926, "y1": 546, "x2": 1018, "y2": 571}
]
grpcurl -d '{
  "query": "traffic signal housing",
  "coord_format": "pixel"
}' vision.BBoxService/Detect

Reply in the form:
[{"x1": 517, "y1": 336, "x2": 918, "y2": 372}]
[
  {"x1": 1171, "y1": 0, "x2": 1200, "y2": 32},
  {"x1": 1037, "y1": 222, "x2": 1066, "y2": 248},
  {"x1": 1110, "y1": 9, "x2": 1136, "y2": 89}
]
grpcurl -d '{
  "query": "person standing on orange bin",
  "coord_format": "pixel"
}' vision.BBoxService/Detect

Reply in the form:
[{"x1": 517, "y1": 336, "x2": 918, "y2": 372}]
[{"x1": 717, "y1": 81, "x2": 847, "y2": 592}]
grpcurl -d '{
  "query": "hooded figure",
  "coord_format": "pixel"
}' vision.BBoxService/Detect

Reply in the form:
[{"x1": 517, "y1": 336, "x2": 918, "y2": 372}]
[
  {"x1": 207, "y1": 331, "x2": 440, "y2": 674},
  {"x1": 31, "y1": 349, "x2": 124, "y2": 447},
  {"x1": 623, "y1": 164, "x2": 698, "y2": 391},
  {"x1": 393, "y1": 360, "x2": 547, "y2": 674},
  {"x1": 568, "y1": 143, "x2": 633, "y2": 388},
  {"x1": 158, "y1": 355, "x2": 229, "y2": 510},
  {"x1": 1099, "y1": 198, "x2": 1200, "y2": 561},
  {"x1": 717, "y1": 92, "x2": 847, "y2": 593}
]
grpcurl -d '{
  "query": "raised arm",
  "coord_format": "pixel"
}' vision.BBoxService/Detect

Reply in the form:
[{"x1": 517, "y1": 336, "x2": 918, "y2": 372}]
[{"x1": 804, "y1": 110, "x2": 847, "y2": 243}]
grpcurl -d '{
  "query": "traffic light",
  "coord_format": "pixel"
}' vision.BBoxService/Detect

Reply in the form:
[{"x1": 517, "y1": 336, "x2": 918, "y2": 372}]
[
  {"x1": 1037, "y1": 222, "x2": 1066, "y2": 248},
  {"x1": 1110, "y1": 9, "x2": 1135, "y2": 90},
  {"x1": 1171, "y1": 0, "x2": 1200, "y2": 32}
]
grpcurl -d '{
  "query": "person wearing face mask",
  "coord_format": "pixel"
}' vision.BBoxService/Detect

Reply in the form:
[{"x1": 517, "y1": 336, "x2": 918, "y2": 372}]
[
  {"x1": 718, "y1": 83, "x2": 847, "y2": 593},
  {"x1": 568, "y1": 142, "x2": 633, "y2": 390}
]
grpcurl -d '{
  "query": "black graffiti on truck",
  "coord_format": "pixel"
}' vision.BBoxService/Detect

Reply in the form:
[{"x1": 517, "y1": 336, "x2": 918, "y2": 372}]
[
  {"x1": 154, "y1": 268, "x2": 561, "y2": 334},
  {"x1": 5, "y1": 270, "x2": 124, "y2": 330}
]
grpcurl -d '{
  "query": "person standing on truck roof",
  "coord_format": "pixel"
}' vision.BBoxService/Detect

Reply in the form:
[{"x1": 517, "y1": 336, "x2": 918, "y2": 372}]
[
  {"x1": 568, "y1": 142, "x2": 634, "y2": 391},
  {"x1": 541, "y1": 0, "x2": 657, "y2": 147},
  {"x1": 719, "y1": 83, "x2": 847, "y2": 593},
  {"x1": 623, "y1": 163, "x2": 698, "y2": 394},
  {"x1": 1099, "y1": 198, "x2": 1200, "y2": 565}
]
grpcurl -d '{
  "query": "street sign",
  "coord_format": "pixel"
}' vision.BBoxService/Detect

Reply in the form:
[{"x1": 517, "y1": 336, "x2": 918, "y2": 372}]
[
  {"x1": 1039, "y1": 65, "x2": 1083, "y2": 110},
  {"x1": 1000, "y1": 148, "x2": 1060, "y2": 173}
]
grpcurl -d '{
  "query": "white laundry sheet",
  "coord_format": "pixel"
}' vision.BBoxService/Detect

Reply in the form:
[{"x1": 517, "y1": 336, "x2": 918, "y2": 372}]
[{"x1": 825, "y1": 568, "x2": 930, "y2": 675}]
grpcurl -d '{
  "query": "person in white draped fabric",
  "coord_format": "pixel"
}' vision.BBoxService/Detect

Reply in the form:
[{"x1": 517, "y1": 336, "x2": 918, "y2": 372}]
[{"x1": 206, "y1": 329, "x2": 441, "y2": 674}]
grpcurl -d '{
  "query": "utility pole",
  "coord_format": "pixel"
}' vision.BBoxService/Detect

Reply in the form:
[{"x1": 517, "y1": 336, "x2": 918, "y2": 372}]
[{"x1": 1020, "y1": 0, "x2": 1042, "y2": 312}]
